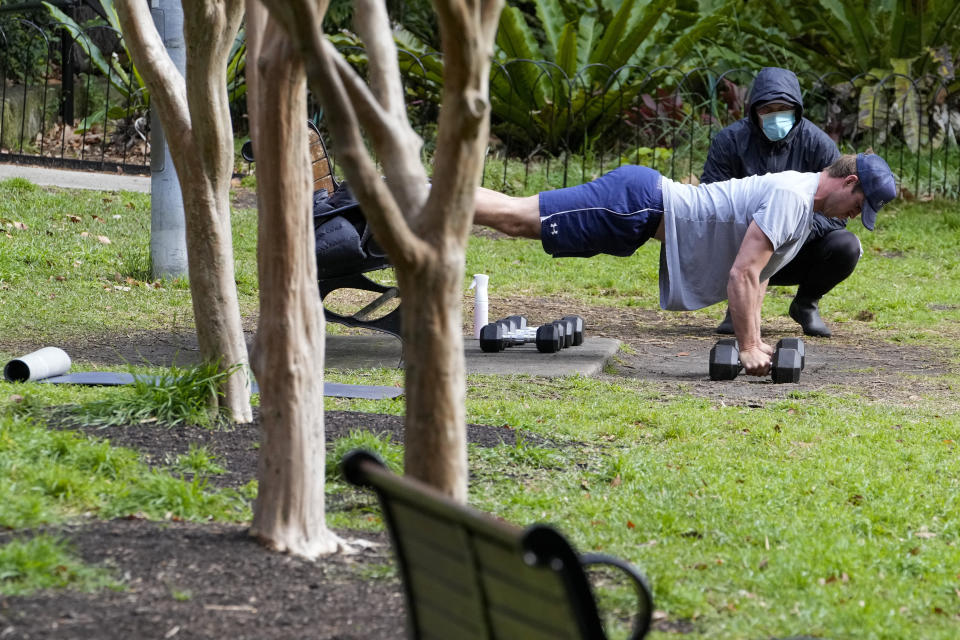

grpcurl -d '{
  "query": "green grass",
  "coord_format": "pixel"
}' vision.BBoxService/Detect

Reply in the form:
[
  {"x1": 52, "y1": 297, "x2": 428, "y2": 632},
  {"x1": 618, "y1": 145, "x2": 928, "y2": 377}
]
[
  {"x1": 0, "y1": 178, "x2": 259, "y2": 340},
  {"x1": 0, "y1": 535, "x2": 120, "y2": 595},
  {"x1": 70, "y1": 361, "x2": 239, "y2": 429},
  {"x1": 0, "y1": 409, "x2": 249, "y2": 531},
  {"x1": 0, "y1": 177, "x2": 959, "y2": 636},
  {"x1": 454, "y1": 377, "x2": 960, "y2": 638}
]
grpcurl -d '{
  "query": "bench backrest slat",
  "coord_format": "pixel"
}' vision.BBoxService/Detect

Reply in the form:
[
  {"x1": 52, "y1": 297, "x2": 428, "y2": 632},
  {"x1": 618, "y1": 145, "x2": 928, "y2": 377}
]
[
  {"x1": 343, "y1": 451, "x2": 608, "y2": 640},
  {"x1": 307, "y1": 122, "x2": 336, "y2": 195}
]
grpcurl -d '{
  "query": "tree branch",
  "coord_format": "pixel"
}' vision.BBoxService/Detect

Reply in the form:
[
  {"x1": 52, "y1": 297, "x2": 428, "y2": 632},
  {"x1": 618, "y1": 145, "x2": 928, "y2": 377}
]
[
  {"x1": 115, "y1": 0, "x2": 194, "y2": 156},
  {"x1": 421, "y1": 0, "x2": 502, "y2": 239},
  {"x1": 182, "y1": 1, "x2": 244, "y2": 195},
  {"x1": 258, "y1": 0, "x2": 428, "y2": 268},
  {"x1": 349, "y1": 1, "x2": 429, "y2": 220},
  {"x1": 353, "y1": 0, "x2": 406, "y2": 123}
]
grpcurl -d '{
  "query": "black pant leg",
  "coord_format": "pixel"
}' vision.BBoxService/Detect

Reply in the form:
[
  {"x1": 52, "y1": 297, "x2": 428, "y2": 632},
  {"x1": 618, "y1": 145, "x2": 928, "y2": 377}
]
[{"x1": 768, "y1": 229, "x2": 861, "y2": 299}]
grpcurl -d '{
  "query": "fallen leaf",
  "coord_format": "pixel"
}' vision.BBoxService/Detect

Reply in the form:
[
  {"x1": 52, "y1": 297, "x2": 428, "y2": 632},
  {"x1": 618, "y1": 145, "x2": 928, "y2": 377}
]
[
  {"x1": 54, "y1": 275, "x2": 66, "y2": 281},
  {"x1": 203, "y1": 604, "x2": 258, "y2": 613},
  {"x1": 676, "y1": 352, "x2": 690, "y2": 357},
  {"x1": 11, "y1": 221, "x2": 27, "y2": 230},
  {"x1": 610, "y1": 474, "x2": 622, "y2": 488},
  {"x1": 68, "y1": 215, "x2": 82, "y2": 223},
  {"x1": 80, "y1": 231, "x2": 89, "y2": 237},
  {"x1": 91, "y1": 215, "x2": 104, "y2": 222},
  {"x1": 626, "y1": 520, "x2": 635, "y2": 529},
  {"x1": 97, "y1": 235, "x2": 111, "y2": 244}
]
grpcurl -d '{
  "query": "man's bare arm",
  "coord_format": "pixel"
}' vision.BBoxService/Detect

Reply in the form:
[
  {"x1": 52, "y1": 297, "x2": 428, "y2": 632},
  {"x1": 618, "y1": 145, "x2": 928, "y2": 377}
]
[{"x1": 728, "y1": 221, "x2": 775, "y2": 376}]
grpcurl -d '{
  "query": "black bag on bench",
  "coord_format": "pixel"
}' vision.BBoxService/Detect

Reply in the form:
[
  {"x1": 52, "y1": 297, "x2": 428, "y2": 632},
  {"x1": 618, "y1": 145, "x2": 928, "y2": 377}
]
[{"x1": 244, "y1": 121, "x2": 402, "y2": 340}]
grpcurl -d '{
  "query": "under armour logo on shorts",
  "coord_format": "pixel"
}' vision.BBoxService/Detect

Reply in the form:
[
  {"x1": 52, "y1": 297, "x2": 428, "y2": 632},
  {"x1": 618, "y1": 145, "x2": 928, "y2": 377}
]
[{"x1": 550, "y1": 222, "x2": 558, "y2": 235}]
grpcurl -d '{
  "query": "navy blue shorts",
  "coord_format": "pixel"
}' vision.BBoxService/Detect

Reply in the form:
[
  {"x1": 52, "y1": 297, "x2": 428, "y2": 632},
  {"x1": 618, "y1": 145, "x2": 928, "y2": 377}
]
[{"x1": 539, "y1": 165, "x2": 664, "y2": 257}]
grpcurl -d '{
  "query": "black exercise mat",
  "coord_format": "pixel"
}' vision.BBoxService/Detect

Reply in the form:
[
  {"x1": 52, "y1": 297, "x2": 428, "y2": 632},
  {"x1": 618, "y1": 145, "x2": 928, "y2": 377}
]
[{"x1": 37, "y1": 371, "x2": 403, "y2": 400}]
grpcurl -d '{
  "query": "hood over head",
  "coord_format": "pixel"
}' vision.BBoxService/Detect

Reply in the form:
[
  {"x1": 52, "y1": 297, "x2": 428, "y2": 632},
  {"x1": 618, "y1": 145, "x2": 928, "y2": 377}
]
[{"x1": 748, "y1": 67, "x2": 804, "y2": 129}]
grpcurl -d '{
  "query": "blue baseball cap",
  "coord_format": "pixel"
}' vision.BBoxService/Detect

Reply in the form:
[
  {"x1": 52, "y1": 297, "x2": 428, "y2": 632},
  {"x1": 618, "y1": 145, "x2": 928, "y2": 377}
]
[{"x1": 856, "y1": 153, "x2": 896, "y2": 231}]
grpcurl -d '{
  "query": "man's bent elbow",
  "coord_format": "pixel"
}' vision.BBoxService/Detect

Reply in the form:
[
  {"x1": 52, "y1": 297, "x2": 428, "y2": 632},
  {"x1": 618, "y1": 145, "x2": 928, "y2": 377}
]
[{"x1": 726, "y1": 264, "x2": 752, "y2": 294}]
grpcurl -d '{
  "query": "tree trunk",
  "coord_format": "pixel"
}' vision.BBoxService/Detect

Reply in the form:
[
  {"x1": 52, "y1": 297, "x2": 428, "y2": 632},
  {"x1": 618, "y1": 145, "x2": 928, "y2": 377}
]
[
  {"x1": 259, "y1": 0, "x2": 503, "y2": 501},
  {"x1": 115, "y1": 0, "x2": 252, "y2": 423},
  {"x1": 245, "y1": 1, "x2": 338, "y2": 558},
  {"x1": 397, "y1": 249, "x2": 468, "y2": 502}
]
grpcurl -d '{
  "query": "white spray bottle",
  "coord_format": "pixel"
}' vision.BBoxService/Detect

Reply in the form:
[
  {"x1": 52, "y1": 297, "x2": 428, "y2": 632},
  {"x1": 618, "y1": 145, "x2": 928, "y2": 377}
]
[{"x1": 469, "y1": 274, "x2": 489, "y2": 339}]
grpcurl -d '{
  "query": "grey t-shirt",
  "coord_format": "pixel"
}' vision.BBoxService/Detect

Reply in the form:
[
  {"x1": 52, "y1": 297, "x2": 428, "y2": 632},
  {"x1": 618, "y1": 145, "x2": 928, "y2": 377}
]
[{"x1": 658, "y1": 171, "x2": 819, "y2": 311}]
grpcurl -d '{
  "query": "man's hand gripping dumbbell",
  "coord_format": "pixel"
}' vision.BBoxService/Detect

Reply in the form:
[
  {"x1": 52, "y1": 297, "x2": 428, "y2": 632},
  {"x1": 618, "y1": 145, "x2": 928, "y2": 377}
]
[{"x1": 709, "y1": 338, "x2": 805, "y2": 383}]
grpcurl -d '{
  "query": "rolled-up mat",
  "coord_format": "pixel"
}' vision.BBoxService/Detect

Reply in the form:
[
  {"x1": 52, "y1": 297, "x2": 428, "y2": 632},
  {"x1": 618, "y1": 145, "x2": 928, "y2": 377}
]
[
  {"x1": 4, "y1": 347, "x2": 71, "y2": 382},
  {"x1": 4, "y1": 349, "x2": 402, "y2": 400}
]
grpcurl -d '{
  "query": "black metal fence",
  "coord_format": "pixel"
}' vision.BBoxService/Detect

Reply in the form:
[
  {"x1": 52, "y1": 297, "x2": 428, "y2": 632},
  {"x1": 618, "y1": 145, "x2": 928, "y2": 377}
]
[{"x1": 2, "y1": 7, "x2": 959, "y2": 198}]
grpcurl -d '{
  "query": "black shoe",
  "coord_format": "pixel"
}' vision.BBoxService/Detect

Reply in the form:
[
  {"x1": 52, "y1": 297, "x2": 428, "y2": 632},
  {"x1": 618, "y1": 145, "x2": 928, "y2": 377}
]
[
  {"x1": 715, "y1": 309, "x2": 734, "y2": 334},
  {"x1": 789, "y1": 297, "x2": 831, "y2": 337}
]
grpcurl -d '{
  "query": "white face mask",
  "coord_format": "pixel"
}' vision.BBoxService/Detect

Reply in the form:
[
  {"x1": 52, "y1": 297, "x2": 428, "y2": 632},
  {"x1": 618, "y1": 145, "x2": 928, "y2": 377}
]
[{"x1": 760, "y1": 110, "x2": 796, "y2": 141}]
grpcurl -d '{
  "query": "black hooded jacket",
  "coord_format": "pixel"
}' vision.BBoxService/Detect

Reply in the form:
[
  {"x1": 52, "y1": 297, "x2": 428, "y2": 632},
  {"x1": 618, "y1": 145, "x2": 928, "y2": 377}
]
[{"x1": 701, "y1": 67, "x2": 843, "y2": 239}]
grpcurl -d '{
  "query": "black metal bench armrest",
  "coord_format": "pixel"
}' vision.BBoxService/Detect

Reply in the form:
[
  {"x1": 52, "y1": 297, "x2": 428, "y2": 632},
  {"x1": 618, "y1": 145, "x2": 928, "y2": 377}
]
[{"x1": 579, "y1": 552, "x2": 654, "y2": 640}]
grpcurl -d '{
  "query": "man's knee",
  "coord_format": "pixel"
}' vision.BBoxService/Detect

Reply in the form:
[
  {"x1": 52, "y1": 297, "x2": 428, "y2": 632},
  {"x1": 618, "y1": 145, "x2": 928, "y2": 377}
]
[
  {"x1": 823, "y1": 230, "x2": 861, "y2": 275},
  {"x1": 475, "y1": 191, "x2": 541, "y2": 239}
]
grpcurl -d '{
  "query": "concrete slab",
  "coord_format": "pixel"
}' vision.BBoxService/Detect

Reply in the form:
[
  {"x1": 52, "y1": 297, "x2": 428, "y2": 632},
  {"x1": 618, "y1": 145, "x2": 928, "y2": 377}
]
[
  {"x1": 0, "y1": 164, "x2": 150, "y2": 193},
  {"x1": 464, "y1": 337, "x2": 621, "y2": 377},
  {"x1": 325, "y1": 334, "x2": 621, "y2": 377}
]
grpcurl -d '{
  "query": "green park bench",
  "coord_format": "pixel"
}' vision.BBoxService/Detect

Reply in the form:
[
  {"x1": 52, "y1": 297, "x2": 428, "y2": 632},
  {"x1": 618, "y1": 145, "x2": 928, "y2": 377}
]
[{"x1": 341, "y1": 450, "x2": 655, "y2": 639}]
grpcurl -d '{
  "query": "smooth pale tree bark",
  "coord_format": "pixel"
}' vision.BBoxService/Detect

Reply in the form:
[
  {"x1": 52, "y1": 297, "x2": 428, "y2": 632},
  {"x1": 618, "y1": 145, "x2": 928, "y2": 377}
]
[
  {"x1": 116, "y1": 0, "x2": 252, "y2": 423},
  {"x1": 244, "y1": 1, "x2": 340, "y2": 557},
  {"x1": 261, "y1": 0, "x2": 502, "y2": 501}
]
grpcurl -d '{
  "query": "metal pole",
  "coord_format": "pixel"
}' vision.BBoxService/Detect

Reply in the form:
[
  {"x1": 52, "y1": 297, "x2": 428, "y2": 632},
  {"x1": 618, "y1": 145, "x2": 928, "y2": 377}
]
[{"x1": 149, "y1": 0, "x2": 188, "y2": 279}]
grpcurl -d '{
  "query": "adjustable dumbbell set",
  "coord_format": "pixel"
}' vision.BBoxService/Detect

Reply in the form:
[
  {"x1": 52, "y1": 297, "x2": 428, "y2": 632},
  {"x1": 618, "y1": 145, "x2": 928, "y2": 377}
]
[
  {"x1": 479, "y1": 315, "x2": 585, "y2": 353},
  {"x1": 709, "y1": 337, "x2": 806, "y2": 383}
]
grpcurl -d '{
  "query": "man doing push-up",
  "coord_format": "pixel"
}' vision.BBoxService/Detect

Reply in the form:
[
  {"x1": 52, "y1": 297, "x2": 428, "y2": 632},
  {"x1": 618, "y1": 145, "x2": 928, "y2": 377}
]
[{"x1": 473, "y1": 153, "x2": 896, "y2": 377}]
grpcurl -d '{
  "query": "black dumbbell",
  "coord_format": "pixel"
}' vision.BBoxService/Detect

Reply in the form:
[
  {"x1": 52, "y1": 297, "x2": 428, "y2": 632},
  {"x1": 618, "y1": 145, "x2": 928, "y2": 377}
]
[
  {"x1": 479, "y1": 316, "x2": 524, "y2": 352},
  {"x1": 480, "y1": 317, "x2": 564, "y2": 353},
  {"x1": 770, "y1": 343, "x2": 803, "y2": 383},
  {"x1": 709, "y1": 338, "x2": 741, "y2": 380},
  {"x1": 776, "y1": 337, "x2": 805, "y2": 370},
  {"x1": 503, "y1": 315, "x2": 527, "y2": 334},
  {"x1": 479, "y1": 321, "x2": 507, "y2": 352},
  {"x1": 534, "y1": 322, "x2": 564, "y2": 353},
  {"x1": 708, "y1": 338, "x2": 805, "y2": 383},
  {"x1": 560, "y1": 315, "x2": 585, "y2": 346}
]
